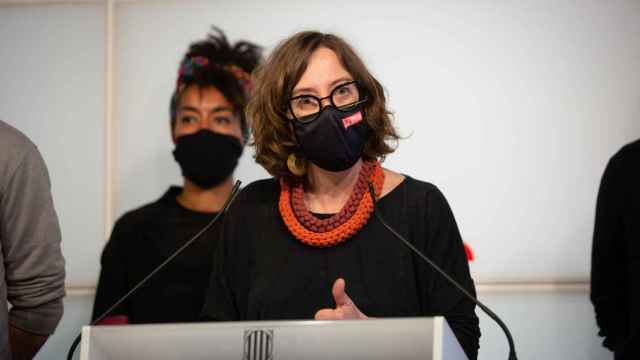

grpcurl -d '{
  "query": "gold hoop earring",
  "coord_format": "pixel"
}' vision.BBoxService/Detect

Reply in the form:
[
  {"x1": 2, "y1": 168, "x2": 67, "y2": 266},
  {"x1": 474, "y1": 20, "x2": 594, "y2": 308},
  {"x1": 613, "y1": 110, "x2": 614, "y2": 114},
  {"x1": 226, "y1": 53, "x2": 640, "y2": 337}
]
[{"x1": 287, "y1": 153, "x2": 307, "y2": 177}]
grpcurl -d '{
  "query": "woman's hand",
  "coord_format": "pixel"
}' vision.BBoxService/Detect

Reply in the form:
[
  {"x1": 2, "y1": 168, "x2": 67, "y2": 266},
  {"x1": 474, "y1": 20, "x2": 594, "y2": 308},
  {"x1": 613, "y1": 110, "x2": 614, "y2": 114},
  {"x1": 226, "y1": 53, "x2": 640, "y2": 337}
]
[{"x1": 314, "y1": 278, "x2": 368, "y2": 320}]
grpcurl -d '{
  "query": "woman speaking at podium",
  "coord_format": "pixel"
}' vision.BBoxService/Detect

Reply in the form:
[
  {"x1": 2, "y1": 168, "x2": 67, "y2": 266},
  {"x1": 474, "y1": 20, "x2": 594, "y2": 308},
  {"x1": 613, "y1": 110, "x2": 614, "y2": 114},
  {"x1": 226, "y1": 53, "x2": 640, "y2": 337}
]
[{"x1": 202, "y1": 31, "x2": 480, "y2": 359}]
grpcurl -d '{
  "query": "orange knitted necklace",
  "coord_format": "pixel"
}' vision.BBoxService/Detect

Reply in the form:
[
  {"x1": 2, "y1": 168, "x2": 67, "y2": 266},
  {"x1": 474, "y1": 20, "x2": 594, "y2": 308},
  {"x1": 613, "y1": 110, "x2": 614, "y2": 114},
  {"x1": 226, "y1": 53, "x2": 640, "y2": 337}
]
[{"x1": 279, "y1": 160, "x2": 385, "y2": 248}]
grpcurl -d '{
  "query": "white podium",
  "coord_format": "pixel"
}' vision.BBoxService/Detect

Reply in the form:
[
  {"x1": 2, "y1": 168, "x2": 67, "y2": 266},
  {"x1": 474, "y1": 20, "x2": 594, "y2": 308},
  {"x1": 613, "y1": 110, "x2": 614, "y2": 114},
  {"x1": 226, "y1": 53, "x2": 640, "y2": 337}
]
[{"x1": 80, "y1": 317, "x2": 467, "y2": 360}]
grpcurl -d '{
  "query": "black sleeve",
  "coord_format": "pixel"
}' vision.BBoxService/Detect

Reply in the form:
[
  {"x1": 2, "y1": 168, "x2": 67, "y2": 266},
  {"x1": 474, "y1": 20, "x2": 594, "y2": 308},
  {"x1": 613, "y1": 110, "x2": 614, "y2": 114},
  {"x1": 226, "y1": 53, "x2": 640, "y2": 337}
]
[
  {"x1": 91, "y1": 218, "x2": 132, "y2": 321},
  {"x1": 590, "y1": 155, "x2": 628, "y2": 350},
  {"x1": 424, "y1": 187, "x2": 480, "y2": 360}
]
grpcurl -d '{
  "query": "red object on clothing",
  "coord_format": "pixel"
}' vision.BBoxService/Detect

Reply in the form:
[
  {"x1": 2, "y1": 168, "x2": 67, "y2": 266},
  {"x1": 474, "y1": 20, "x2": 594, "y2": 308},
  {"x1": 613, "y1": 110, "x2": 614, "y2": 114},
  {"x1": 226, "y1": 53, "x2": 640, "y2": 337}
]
[
  {"x1": 96, "y1": 315, "x2": 130, "y2": 325},
  {"x1": 463, "y1": 242, "x2": 475, "y2": 262},
  {"x1": 342, "y1": 111, "x2": 363, "y2": 129}
]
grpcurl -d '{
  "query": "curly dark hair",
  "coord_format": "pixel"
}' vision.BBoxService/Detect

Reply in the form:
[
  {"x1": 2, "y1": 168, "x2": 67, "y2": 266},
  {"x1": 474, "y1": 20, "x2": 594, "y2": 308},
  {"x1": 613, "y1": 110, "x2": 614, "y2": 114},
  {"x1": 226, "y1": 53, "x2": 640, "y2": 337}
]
[
  {"x1": 170, "y1": 26, "x2": 262, "y2": 139},
  {"x1": 248, "y1": 31, "x2": 399, "y2": 179}
]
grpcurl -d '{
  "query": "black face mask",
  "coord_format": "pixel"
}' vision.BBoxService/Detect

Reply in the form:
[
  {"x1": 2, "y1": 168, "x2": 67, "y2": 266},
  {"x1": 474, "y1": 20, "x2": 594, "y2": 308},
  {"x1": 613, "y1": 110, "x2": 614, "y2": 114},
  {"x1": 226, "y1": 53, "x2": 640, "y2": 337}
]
[
  {"x1": 172, "y1": 130, "x2": 243, "y2": 189},
  {"x1": 293, "y1": 105, "x2": 371, "y2": 172}
]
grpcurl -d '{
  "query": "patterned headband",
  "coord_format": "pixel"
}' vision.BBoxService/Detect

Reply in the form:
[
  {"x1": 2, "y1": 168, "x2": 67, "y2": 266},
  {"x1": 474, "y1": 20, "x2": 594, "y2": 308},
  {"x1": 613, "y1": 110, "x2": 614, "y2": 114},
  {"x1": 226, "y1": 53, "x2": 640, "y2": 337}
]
[{"x1": 175, "y1": 56, "x2": 253, "y2": 96}]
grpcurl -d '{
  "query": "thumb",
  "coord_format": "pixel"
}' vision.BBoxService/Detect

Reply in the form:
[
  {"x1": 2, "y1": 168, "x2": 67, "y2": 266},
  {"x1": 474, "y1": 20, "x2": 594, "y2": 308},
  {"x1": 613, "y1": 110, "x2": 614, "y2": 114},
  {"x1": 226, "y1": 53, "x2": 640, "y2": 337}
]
[{"x1": 332, "y1": 278, "x2": 351, "y2": 306}]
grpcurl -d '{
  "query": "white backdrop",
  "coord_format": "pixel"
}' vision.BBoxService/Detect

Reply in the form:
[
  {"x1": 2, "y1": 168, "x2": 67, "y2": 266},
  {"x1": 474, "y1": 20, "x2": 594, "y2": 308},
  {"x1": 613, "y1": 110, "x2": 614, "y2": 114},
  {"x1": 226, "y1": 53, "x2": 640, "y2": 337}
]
[
  {"x1": 115, "y1": 0, "x2": 640, "y2": 284},
  {"x1": 1, "y1": 0, "x2": 639, "y2": 286},
  {"x1": 0, "y1": 3, "x2": 105, "y2": 287},
  {"x1": 1, "y1": 2, "x2": 628, "y2": 358}
]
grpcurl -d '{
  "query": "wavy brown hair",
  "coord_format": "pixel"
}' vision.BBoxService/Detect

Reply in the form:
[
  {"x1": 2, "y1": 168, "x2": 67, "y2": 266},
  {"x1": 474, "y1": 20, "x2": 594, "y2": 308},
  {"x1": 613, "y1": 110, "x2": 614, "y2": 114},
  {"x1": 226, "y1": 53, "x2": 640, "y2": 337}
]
[{"x1": 248, "y1": 31, "x2": 399, "y2": 179}]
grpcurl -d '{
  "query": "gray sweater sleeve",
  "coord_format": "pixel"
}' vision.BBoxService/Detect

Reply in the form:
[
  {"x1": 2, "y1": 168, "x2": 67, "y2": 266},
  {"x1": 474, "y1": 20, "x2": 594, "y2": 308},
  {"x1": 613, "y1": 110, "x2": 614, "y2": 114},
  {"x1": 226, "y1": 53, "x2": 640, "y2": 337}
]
[{"x1": 0, "y1": 143, "x2": 66, "y2": 335}]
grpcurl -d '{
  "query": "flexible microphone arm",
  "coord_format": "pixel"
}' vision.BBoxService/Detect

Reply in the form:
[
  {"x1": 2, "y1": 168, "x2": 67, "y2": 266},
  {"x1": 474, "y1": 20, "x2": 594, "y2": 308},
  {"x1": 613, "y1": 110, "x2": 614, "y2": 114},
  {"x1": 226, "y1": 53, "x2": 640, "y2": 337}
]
[
  {"x1": 367, "y1": 182, "x2": 517, "y2": 360},
  {"x1": 65, "y1": 181, "x2": 243, "y2": 360}
]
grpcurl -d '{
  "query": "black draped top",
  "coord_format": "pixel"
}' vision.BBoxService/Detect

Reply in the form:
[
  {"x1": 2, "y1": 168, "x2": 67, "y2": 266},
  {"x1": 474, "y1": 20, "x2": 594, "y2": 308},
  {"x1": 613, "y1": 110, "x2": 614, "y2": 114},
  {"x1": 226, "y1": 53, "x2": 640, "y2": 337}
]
[
  {"x1": 92, "y1": 187, "x2": 219, "y2": 324},
  {"x1": 591, "y1": 139, "x2": 640, "y2": 357},
  {"x1": 202, "y1": 176, "x2": 480, "y2": 359}
]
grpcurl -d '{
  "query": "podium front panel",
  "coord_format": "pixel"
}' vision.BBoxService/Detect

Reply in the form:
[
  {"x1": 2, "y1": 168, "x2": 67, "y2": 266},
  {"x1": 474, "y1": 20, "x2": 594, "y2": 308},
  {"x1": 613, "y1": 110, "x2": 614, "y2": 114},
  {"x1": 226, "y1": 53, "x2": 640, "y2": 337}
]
[{"x1": 81, "y1": 317, "x2": 467, "y2": 360}]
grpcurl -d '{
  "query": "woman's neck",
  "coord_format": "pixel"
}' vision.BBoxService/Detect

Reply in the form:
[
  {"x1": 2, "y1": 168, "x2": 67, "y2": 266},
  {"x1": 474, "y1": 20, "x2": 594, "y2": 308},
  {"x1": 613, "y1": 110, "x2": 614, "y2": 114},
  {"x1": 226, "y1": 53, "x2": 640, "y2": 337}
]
[
  {"x1": 304, "y1": 160, "x2": 363, "y2": 214},
  {"x1": 176, "y1": 177, "x2": 234, "y2": 213}
]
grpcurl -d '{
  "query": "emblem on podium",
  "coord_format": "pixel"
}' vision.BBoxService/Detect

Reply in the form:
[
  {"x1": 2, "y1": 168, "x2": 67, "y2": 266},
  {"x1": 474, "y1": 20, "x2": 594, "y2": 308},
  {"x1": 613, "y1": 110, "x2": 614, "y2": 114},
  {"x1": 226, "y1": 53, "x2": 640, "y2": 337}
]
[{"x1": 243, "y1": 329, "x2": 274, "y2": 360}]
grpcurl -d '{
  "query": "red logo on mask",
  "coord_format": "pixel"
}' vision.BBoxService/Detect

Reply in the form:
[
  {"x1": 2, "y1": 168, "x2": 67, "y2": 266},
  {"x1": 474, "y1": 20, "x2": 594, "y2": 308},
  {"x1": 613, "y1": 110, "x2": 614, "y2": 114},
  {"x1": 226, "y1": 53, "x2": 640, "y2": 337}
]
[{"x1": 342, "y1": 111, "x2": 363, "y2": 129}]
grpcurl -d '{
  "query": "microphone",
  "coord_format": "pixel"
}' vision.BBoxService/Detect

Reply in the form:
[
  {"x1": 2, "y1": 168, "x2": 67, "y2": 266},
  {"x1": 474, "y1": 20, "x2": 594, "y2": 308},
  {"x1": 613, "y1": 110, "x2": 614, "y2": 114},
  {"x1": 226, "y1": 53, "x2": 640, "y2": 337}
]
[
  {"x1": 367, "y1": 182, "x2": 517, "y2": 360},
  {"x1": 66, "y1": 180, "x2": 243, "y2": 360}
]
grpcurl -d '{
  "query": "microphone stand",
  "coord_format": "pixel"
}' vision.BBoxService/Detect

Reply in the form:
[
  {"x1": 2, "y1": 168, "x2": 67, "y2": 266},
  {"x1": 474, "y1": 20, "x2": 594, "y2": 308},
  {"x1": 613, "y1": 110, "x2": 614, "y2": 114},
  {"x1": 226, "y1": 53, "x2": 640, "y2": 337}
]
[{"x1": 367, "y1": 182, "x2": 517, "y2": 360}]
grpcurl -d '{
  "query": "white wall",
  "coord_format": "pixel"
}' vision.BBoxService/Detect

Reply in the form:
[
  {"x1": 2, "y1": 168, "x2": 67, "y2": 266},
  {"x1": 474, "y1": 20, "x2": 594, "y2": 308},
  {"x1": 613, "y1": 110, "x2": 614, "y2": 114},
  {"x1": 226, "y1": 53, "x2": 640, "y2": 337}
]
[
  {"x1": 0, "y1": 2, "x2": 105, "y2": 287},
  {"x1": 2, "y1": 0, "x2": 638, "y2": 359},
  {"x1": 3, "y1": 0, "x2": 638, "y2": 287},
  {"x1": 114, "y1": 0, "x2": 640, "y2": 282}
]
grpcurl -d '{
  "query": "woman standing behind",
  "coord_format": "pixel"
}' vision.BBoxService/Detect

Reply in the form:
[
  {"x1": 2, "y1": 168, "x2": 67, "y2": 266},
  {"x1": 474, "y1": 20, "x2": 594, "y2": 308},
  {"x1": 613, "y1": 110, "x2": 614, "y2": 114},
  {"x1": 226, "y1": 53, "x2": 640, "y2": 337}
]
[
  {"x1": 92, "y1": 28, "x2": 261, "y2": 325},
  {"x1": 202, "y1": 31, "x2": 480, "y2": 359}
]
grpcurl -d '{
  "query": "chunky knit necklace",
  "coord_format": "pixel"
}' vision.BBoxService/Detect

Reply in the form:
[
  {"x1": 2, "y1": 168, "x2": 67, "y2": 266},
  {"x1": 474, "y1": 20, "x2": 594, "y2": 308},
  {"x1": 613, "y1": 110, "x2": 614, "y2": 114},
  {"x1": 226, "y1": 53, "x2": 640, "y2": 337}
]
[{"x1": 279, "y1": 160, "x2": 385, "y2": 248}]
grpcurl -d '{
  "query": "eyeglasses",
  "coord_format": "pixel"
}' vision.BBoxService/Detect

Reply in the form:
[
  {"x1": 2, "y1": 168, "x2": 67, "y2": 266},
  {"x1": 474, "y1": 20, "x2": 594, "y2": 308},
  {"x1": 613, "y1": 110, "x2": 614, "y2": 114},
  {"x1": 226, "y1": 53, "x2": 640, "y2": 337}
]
[{"x1": 288, "y1": 81, "x2": 367, "y2": 123}]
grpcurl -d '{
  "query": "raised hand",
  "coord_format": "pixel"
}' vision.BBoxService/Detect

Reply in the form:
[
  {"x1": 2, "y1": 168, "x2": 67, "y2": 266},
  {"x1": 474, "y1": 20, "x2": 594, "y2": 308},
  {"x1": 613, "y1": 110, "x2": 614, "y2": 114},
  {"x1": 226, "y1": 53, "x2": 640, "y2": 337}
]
[{"x1": 314, "y1": 278, "x2": 368, "y2": 320}]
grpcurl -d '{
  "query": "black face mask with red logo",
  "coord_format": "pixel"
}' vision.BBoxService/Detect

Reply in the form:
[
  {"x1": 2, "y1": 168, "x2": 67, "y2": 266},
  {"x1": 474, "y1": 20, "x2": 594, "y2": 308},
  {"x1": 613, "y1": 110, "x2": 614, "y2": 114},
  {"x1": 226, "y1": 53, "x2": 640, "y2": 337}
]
[{"x1": 293, "y1": 104, "x2": 371, "y2": 172}]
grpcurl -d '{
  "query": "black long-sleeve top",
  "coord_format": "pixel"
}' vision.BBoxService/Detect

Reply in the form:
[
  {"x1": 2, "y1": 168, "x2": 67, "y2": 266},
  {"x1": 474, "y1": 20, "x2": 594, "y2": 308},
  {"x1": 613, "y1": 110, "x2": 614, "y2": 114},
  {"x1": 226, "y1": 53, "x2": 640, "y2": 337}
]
[
  {"x1": 202, "y1": 176, "x2": 480, "y2": 359},
  {"x1": 92, "y1": 187, "x2": 219, "y2": 324},
  {"x1": 591, "y1": 139, "x2": 640, "y2": 359}
]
